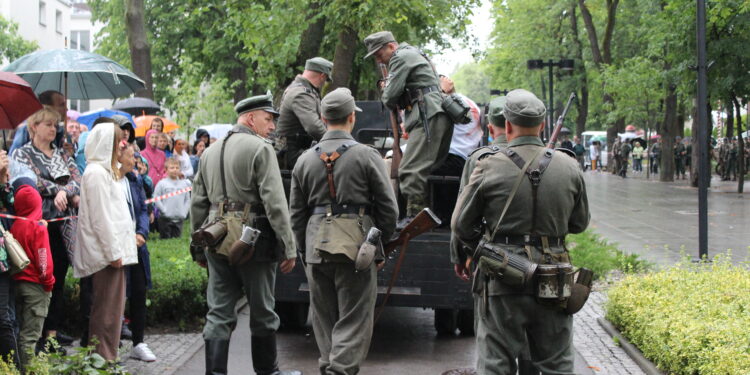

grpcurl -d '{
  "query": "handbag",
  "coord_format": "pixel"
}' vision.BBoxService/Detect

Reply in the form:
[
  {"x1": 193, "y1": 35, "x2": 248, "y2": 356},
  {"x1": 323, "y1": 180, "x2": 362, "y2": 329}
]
[{"x1": 0, "y1": 222, "x2": 30, "y2": 274}]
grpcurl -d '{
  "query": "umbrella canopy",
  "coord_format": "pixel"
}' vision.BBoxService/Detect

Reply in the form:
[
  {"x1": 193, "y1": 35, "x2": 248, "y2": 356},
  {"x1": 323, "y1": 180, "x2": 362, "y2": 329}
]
[
  {"x1": 0, "y1": 72, "x2": 42, "y2": 129},
  {"x1": 112, "y1": 97, "x2": 160, "y2": 116},
  {"x1": 191, "y1": 124, "x2": 233, "y2": 142},
  {"x1": 134, "y1": 115, "x2": 179, "y2": 137},
  {"x1": 2, "y1": 49, "x2": 145, "y2": 99},
  {"x1": 77, "y1": 109, "x2": 134, "y2": 129},
  {"x1": 560, "y1": 127, "x2": 572, "y2": 135}
]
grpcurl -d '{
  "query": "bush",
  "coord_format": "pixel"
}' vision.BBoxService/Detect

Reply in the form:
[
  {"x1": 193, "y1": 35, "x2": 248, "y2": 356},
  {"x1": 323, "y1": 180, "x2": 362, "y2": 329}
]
[
  {"x1": 606, "y1": 254, "x2": 750, "y2": 374},
  {"x1": 1, "y1": 343, "x2": 129, "y2": 375},
  {"x1": 567, "y1": 230, "x2": 650, "y2": 279},
  {"x1": 64, "y1": 227, "x2": 207, "y2": 332}
]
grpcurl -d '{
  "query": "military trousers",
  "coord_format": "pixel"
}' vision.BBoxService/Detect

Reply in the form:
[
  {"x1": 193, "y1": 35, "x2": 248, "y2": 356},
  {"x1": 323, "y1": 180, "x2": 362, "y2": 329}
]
[
  {"x1": 399, "y1": 113, "x2": 453, "y2": 211},
  {"x1": 203, "y1": 251, "x2": 280, "y2": 340},
  {"x1": 476, "y1": 294, "x2": 574, "y2": 375},
  {"x1": 306, "y1": 262, "x2": 377, "y2": 375}
]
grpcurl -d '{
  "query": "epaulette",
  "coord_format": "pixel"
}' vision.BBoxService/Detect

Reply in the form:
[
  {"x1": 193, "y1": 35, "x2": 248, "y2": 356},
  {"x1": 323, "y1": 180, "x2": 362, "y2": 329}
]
[{"x1": 469, "y1": 144, "x2": 503, "y2": 160}]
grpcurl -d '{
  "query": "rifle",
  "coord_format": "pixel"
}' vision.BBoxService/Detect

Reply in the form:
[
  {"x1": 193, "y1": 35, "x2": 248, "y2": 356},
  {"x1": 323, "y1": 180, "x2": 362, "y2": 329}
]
[
  {"x1": 547, "y1": 93, "x2": 577, "y2": 149},
  {"x1": 375, "y1": 208, "x2": 441, "y2": 322},
  {"x1": 378, "y1": 63, "x2": 402, "y2": 195}
]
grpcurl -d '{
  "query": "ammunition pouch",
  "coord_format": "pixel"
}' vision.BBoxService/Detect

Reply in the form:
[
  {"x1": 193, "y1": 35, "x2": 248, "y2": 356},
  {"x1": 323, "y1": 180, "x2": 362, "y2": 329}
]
[
  {"x1": 441, "y1": 93, "x2": 472, "y2": 124},
  {"x1": 474, "y1": 241, "x2": 537, "y2": 289}
]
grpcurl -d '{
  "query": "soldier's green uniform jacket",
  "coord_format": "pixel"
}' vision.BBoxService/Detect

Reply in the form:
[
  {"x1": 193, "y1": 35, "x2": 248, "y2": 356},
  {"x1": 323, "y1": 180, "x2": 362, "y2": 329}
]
[
  {"x1": 452, "y1": 135, "x2": 590, "y2": 295},
  {"x1": 277, "y1": 75, "x2": 326, "y2": 140},
  {"x1": 289, "y1": 130, "x2": 398, "y2": 263},
  {"x1": 449, "y1": 135, "x2": 507, "y2": 265},
  {"x1": 382, "y1": 43, "x2": 445, "y2": 132},
  {"x1": 192, "y1": 124, "x2": 296, "y2": 259}
]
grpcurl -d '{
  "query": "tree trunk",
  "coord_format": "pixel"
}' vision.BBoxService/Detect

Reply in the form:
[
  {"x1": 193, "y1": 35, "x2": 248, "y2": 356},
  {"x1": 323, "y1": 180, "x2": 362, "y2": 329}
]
[
  {"x1": 330, "y1": 26, "x2": 359, "y2": 91},
  {"x1": 734, "y1": 96, "x2": 745, "y2": 193},
  {"x1": 660, "y1": 85, "x2": 678, "y2": 181},
  {"x1": 125, "y1": 0, "x2": 153, "y2": 99},
  {"x1": 569, "y1": 3, "x2": 588, "y2": 137},
  {"x1": 281, "y1": 1, "x2": 327, "y2": 89},
  {"x1": 725, "y1": 101, "x2": 734, "y2": 138},
  {"x1": 230, "y1": 63, "x2": 248, "y2": 104}
]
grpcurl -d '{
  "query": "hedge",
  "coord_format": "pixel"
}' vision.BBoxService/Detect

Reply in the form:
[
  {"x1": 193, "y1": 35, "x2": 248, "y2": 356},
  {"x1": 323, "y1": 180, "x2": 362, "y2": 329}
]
[
  {"x1": 566, "y1": 230, "x2": 650, "y2": 279},
  {"x1": 606, "y1": 254, "x2": 750, "y2": 374},
  {"x1": 64, "y1": 228, "x2": 207, "y2": 332}
]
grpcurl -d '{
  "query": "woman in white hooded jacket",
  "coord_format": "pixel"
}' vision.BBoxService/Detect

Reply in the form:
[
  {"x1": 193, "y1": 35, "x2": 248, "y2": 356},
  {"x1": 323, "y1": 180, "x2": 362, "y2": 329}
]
[{"x1": 72, "y1": 123, "x2": 137, "y2": 361}]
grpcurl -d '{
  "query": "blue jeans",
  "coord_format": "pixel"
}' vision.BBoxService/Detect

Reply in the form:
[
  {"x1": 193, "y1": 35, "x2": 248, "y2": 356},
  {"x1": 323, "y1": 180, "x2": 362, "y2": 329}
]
[{"x1": 0, "y1": 272, "x2": 20, "y2": 368}]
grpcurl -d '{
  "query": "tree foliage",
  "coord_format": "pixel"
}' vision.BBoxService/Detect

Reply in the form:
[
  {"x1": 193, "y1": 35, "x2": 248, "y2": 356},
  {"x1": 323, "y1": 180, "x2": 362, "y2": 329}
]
[{"x1": 0, "y1": 15, "x2": 38, "y2": 63}]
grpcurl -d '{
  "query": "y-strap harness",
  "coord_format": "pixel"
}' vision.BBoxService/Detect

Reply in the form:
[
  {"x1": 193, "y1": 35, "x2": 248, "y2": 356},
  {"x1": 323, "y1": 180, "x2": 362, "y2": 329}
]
[
  {"x1": 487, "y1": 147, "x2": 562, "y2": 264},
  {"x1": 312, "y1": 140, "x2": 370, "y2": 217}
]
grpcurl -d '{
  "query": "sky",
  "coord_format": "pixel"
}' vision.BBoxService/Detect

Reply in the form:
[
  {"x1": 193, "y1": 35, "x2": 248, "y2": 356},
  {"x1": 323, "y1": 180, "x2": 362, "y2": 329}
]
[{"x1": 431, "y1": 0, "x2": 494, "y2": 76}]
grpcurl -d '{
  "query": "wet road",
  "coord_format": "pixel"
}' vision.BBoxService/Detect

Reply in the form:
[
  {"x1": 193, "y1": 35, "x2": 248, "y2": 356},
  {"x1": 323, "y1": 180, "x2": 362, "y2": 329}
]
[
  {"x1": 178, "y1": 305, "x2": 593, "y2": 374},
  {"x1": 585, "y1": 171, "x2": 750, "y2": 266}
]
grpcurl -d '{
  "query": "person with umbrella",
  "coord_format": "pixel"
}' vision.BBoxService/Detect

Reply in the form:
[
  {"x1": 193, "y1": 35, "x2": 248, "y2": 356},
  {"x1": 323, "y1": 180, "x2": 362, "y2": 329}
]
[
  {"x1": 9, "y1": 90, "x2": 70, "y2": 157},
  {"x1": 12, "y1": 106, "x2": 81, "y2": 351}
]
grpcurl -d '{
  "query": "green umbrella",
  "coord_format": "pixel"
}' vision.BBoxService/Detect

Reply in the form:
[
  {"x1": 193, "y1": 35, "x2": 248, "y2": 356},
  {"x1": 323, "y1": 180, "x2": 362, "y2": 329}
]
[{"x1": 2, "y1": 49, "x2": 145, "y2": 99}]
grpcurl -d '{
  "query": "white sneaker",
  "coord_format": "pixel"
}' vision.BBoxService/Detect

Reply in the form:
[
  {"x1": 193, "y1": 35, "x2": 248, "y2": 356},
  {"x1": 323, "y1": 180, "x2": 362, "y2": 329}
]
[{"x1": 131, "y1": 342, "x2": 157, "y2": 362}]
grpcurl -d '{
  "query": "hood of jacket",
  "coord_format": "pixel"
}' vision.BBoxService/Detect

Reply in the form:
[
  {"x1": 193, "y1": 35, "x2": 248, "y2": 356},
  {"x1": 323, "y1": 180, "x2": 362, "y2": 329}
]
[
  {"x1": 84, "y1": 122, "x2": 116, "y2": 172},
  {"x1": 14, "y1": 184, "x2": 42, "y2": 221}
]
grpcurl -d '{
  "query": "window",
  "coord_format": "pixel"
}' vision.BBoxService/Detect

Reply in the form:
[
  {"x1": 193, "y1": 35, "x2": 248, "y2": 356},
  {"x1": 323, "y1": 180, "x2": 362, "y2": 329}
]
[
  {"x1": 55, "y1": 10, "x2": 62, "y2": 34},
  {"x1": 70, "y1": 30, "x2": 90, "y2": 51},
  {"x1": 39, "y1": 1, "x2": 46, "y2": 26}
]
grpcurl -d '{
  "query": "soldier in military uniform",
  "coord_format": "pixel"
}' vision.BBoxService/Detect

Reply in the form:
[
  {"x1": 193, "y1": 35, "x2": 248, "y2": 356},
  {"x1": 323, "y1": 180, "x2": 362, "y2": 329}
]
[
  {"x1": 277, "y1": 57, "x2": 334, "y2": 169},
  {"x1": 290, "y1": 88, "x2": 398, "y2": 375},
  {"x1": 363, "y1": 31, "x2": 453, "y2": 222},
  {"x1": 674, "y1": 136, "x2": 686, "y2": 180},
  {"x1": 611, "y1": 137, "x2": 622, "y2": 175},
  {"x1": 452, "y1": 89, "x2": 590, "y2": 374},
  {"x1": 191, "y1": 94, "x2": 301, "y2": 375}
]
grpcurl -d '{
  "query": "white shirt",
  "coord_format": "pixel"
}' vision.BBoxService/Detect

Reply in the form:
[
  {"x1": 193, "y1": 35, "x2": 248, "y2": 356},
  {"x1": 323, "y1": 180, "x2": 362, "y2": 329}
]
[
  {"x1": 448, "y1": 94, "x2": 483, "y2": 159},
  {"x1": 176, "y1": 149, "x2": 194, "y2": 178}
]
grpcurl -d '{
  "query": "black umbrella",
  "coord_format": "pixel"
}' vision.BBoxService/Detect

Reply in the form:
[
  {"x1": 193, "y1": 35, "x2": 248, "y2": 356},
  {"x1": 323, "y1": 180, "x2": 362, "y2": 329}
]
[
  {"x1": 112, "y1": 97, "x2": 160, "y2": 116},
  {"x1": 560, "y1": 127, "x2": 572, "y2": 135}
]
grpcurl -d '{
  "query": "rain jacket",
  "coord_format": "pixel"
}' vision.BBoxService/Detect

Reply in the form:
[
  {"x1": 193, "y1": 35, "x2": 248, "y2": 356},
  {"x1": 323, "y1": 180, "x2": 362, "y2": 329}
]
[
  {"x1": 73, "y1": 123, "x2": 137, "y2": 278},
  {"x1": 140, "y1": 130, "x2": 166, "y2": 187},
  {"x1": 10, "y1": 184, "x2": 55, "y2": 291}
]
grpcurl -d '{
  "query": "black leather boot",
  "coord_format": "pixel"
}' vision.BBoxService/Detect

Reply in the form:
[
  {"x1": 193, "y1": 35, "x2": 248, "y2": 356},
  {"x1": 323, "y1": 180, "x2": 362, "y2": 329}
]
[
  {"x1": 251, "y1": 334, "x2": 302, "y2": 375},
  {"x1": 204, "y1": 339, "x2": 230, "y2": 375}
]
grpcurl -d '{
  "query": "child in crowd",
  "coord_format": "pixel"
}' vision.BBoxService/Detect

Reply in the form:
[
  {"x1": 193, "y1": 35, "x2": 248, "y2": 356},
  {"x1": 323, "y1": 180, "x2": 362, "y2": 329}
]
[
  {"x1": 158, "y1": 133, "x2": 171, "y2": 158},
  {"x1": 10, "y1": 176, "x2": 55, "y2": 366},
  {"x1": 172, "y1": 139, "x2": 193, "y2": 179},
  {"x1": 153, "y1": 158, "x2": 191, "y2": 239}
]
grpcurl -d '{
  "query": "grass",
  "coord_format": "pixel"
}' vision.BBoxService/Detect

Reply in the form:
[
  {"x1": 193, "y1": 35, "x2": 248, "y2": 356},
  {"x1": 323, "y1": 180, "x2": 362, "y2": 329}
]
[{"x1": 567, "y1": 230, "x2": 650, "y2": 279}]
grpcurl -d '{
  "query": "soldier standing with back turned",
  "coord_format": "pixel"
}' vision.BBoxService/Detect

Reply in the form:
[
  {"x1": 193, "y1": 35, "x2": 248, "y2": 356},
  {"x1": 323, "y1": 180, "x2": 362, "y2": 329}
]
[
  {"x1": 277, "y1": 57, "x2": 334, "y2": 169},
  {"x1": 290, "y1": 88, "x2": 398, "y2": 375},
  {"x1": 452, "y1": 89, "x2": 590, "y2": 374},
  {"x1": 191, "y1": 94, "x2": 301, "y2": 375},
  {"x1": 363, "y1": 31, "x2": 453, "y2": 225}
]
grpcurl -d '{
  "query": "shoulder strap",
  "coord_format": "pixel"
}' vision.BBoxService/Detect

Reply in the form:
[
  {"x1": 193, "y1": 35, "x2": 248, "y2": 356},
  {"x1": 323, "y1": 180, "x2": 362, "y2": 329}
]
[
  {"x1": 486, "y1": 149, "x2": 542, "y2": 240},
  {"x1": 315, "y1": 140, "x2": 359, "y2": 200},
  {"x1": 469, "y1": 145, "x2": 503, "y2": 160},
  {"x1": 219, "y1": 131, "x2": 236, "y2": 206}
]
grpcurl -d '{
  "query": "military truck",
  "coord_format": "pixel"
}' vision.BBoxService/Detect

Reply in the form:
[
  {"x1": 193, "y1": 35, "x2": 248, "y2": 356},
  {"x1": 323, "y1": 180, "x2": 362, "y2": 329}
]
[{"x1": 274, "y1": 101, "x2": 475, "y2": 335}]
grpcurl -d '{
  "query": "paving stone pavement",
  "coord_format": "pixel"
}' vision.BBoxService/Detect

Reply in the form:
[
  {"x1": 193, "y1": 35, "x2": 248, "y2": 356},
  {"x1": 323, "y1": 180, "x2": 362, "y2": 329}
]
[
  {"x1": 573, "y1": 290, "x2": 645, "y2": 375},
  {"x1": 121, "y1": 332, "x2": 202, "y2": 375}
]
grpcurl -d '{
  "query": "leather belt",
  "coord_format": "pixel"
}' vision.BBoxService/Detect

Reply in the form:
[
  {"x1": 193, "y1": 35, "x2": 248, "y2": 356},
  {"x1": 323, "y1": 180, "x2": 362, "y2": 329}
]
[
  {"x1": 492, "y1": 234, "x2": 565, "y2": 247},
  {"x1": 211, "y1": 201, "x2": 266, "y2": 215},
  {"x1": 312, "y1": 204, "x2": 371, "y2": 216},
  {"x1": 400, "y1": 85, "x2": 441, "y2": 107}
]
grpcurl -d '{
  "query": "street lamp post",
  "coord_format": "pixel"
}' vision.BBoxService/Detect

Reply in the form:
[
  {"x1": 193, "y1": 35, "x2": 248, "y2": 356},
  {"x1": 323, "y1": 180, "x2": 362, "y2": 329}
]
[
  {"x1": 696, "y1": 0, "x2": 709, "y2": 260},
  {"x1": 528, "y1": 59, "x2": 575, "y2": 141}
]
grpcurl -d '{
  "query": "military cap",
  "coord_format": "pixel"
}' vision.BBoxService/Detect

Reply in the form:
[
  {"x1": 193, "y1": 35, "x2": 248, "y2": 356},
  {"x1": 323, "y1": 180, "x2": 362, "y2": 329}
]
[
  {"x1": 503, "y1": 89, "x2": 546, "y2": 127},
  {"x1": 321, "y1": 88, "x2": 362, "y2": 120},
  {"x1": 364, "y1": 31, "x2": 397, "y2": 59},
  {"x1": 305, "y1": 57, "x2": 333, "y2": 81},
  {"x1": 234, "y1": 93, "x2": 279, "y2": 117},
  {"x1": 488, "y1": 96, "x2": 507, "y2": 127}
]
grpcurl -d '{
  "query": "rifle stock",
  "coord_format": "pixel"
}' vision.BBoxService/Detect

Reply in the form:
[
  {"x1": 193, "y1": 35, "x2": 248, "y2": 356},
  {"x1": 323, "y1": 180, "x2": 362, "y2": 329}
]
[
  {"x1": 378, "y1": 63, "x2": 402, "y2": 183},
  {"x1": 547, "y1": 93, "x2": 577, "y2": 149},
  {"x1": 384, "y1": 208, "x2": 441, "y2": 257}
]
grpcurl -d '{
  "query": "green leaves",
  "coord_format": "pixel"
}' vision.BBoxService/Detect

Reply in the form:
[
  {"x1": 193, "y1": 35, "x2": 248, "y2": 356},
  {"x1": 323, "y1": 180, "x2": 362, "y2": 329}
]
[{"x1": 0, "y1": 15, "x2": 38, "y2": 62}]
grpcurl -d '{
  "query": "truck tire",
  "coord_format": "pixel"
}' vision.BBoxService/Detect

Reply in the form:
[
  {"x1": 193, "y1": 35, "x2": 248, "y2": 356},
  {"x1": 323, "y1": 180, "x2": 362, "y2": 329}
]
[
  {"x1": 276, "y1": 302, "x2": 309, "y2": 329},
  {"x1": 434, "y1": 308, "x2": 457, "y2": 336},
  {"x1": 457, "y1": 309, "x2": 475, "y2": 336}
]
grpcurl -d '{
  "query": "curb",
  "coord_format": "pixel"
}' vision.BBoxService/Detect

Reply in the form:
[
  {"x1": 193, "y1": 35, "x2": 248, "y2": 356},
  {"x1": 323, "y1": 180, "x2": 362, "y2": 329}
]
[
  {"x1": 163, "y1": 335, "x2": 204, "y2": 375},
  {"x1": 596, "y1": 318, "x2": 662, "y2": 375}
]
